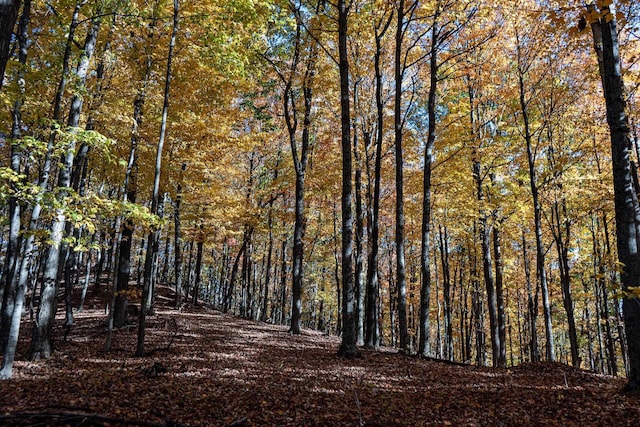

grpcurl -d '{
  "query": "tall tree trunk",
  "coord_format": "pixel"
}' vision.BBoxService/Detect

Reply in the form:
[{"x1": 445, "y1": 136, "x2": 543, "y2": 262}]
[
  {"x1": 419, "y1": 14, "x2": 438, "y2": 358},
  {"x1": 354, "y1": 117, "x2": 366, "y2": 346},
  {"x1": 174, "y1": 163, "x2": 186, "y2": 308},
  {"x1": 365, "y1": 10, "x2": 392, "y2": 350},
  {"x1": 590, "y1": 3, "x2": 640, "y2": 391},
  {"x1": 8, "y1": 0, "x2": 77, "y2": 353},
  {"x1": 493, "y1": 220, "x2": 507, "y2": 367},
  {"x1": 30, "y1": 0, "x2": 99, "y2": 360},
  {"x1": 522, "y1": 229, "x2": 540, "y2": 362},
  {"x1": 225, "y1": 237, "x2": 248, "y2": 313},
  {"x1": 336, "y1": 0, "x2": 359, "y2": 358},
  {"x1": 191, "y1": 237, "x2": 203, "y2": 306},
  {"x1": 0, "y1": 0, "x2": 20, "y2": 89},
  {"x1": 0, "y1": 0, "x2": 29, "y2": 352},
  {"x1": 0, "y1": 0, "x2": 30, "y2": 380},
  {"x1": 279, "y1": 239, "x2": 288, "y2": 325},
  {"x1": 261, "y1": 204, "x2": 274, "y2": 323},
  {"x1": 516, "y1": 31, "x2": 555, "y2": 361},
  {"x1": 393, "y1": 0, "x2": 409, "y2": 353},
  {"x1": 136, "y1": 0, "x2": 179, "y2": 356},
  {"x1": 551, "y1": 197, "x2": 579, "y2": 367},
  {"x1": 439, "y1": 226, "x2": 453, "y2": 360},
  {"x1": 473, "y1": 154, "x2": 499, "y2": 367},
  {"x1": 114, "y1": 34, "x2": 154, "y2": 327}
]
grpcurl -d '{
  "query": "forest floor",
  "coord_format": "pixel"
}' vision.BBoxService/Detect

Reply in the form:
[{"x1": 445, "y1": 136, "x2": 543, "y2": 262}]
[{"x1": 1, "y1": 287, "x2": 639, "y2": 426}]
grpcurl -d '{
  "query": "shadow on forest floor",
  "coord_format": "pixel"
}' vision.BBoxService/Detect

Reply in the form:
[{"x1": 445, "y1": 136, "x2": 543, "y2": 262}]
[{"x1": 1, "y1": 286, "x2": 639, "y2": 426}]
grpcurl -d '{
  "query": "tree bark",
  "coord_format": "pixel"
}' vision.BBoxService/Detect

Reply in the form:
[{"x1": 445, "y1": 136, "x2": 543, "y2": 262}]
[
  {"x1": 30, "y1": 0, "x2": 99, "y2": 360},
  {"x1": 136, "y1": 0, "x2": 179, "y2": 357},
  {"x1": 0, "y1": 0, "x2": 30, "y2": 380},
  {"x1": 0, "y1": 0, "x2": 20, "y2": 89},
  {"x1": 336, "y1": 0, "x2": 359, "y2": 359},
  {"x1": 393, "y1": 0, "x2": 410, "y2": 353},
  {"x1": 516, "y1": 30, "x2": 555, "y2": 361},
  {"x1": 174, "y1": 163, "x2": 186, "y2": 308},
  {"x1": 365, "y1": 9, "x2": 392, "y2": 350},
  {"x1": 590, "y1": 4, "x2": 640, "y2": 390}
]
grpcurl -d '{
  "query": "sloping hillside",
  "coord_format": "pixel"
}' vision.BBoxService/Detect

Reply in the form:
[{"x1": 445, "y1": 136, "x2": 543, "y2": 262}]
[{"x1": 1, "y1": 297, "x2": 638, "y2": 426}]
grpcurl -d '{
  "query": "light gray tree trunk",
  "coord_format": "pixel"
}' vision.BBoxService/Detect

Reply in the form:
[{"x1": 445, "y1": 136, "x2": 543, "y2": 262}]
[
  {"x1": 0, "y1": 0, "x2": 30, "y2": 380},
  {"x1": 30, "y1": 0, "x2": 99, "y2": 360}
]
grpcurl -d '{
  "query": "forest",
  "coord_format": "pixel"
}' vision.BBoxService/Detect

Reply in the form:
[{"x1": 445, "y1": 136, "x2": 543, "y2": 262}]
[{"x1": 1, "y1": 0, "x2": 640, "y2": 416}]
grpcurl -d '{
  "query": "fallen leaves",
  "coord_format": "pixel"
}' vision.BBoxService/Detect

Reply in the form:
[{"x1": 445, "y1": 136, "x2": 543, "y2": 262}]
[{"x1": 1, "y1": 294, "x2": 639, "y2": 426}]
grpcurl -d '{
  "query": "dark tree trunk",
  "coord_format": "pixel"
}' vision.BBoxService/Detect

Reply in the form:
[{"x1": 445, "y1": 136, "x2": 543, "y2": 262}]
[
  {"x1": 590, "y1": 4, "x2": 640, "y2": 391},
  {"x1": 493, "y1": 220, "x2": 507, "y2": 367},
  {"x1": 336, "y1": 0, "x2": 359, "y2": 359},
  {"x1": 516, "y1": 32, "x2": 555, "y2": 361},
  {"x1": 473, "y1": 151, "x2": 499, "y2": 367},
  {"x1": 439, "y1": 226, "x2": 453, "y2": 360},
  {"x1": 522, "y1": 229, "x2": 540, "y2": 362},
  {"x1": 393, "y1": 0, "x2": 409, "y2": 353},
  {"x1": 261, "y1": 206, "x2": 274, "y2": 323},
  {"x1": 174, "y1": 163, "x2": 185, "y2": 308},
  {"x1": 114, "y1": 40, "x2": 154, "y2": 327},
  {"x1": 136, "y1": 0, "x2": 179, "y2": 357},
  {"x1": 0, "y1": 0, "x2": 20, "y2": 89},
  {"x1": 192, "y1": 238, "x2": 203, "y2": 306},
  {"x1": 354, "y1": 122, "x2": 365, "y2": 346},
  {"x1": 279, "y1": 239, "x2": 288, "y2": 325},
  {"x1": 419, "y1": 13, "x2": 438, "y2": 357},
  {"x1": 225, "y1": 236, "x2": 248, "y2": 313},
  {"x1": 551, "y1": 197, "x2": 579, "y2": 367},
  {"x1": 364, "y1": 11, "x2": 392, "y2": 350}
]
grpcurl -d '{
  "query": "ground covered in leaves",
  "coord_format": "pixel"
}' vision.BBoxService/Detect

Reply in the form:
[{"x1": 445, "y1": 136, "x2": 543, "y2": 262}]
[{"x1": 2, "y1": 292, "x2": 639, "y2": 426}]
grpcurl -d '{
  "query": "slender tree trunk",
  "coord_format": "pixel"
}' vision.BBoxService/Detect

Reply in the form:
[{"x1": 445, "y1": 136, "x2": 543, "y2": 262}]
[
  {"x1": 174, "y1": 163, "x2": 185, "y2": 307},
  {"x1": 136, "y1": 0, "x2": 179, "y2": 356},
  {"x1": 493, "y1": 220, "x2": 507, "y2": 367},
  {"x1": 354, "y1": 120, "x2": 366, "y2": 346},
  {"x1": 0, "y1": 0, "x2": 29, "y2": 352},
  {"x1": 225, "y1": 237, "x2": 247, "y2": 313},
  {"x1": 516, "y1": 32, "x2": 555, "y2": 361},
  {"x1": 439, "y1": 226, "x2": 453, "y2": 360},
  {"x1": 552, "y1": 198, "x2": 579, "y2": 367},
  {"x1": 191, "y1": 238, "x2": 203, "y2": 306},
  {"x1": 522, "y1": 229, "x2": 540, "y2": 361},
  {"x1": 333, "y1": 202, "x2": 342, "y2": 334},
  {"x1": 365, "y1": 11, "x2": 392, "y2": 349},
  {"x1": 394, "y1": 0, "x2": 409, "y2": 353},
  {"x1": 261, "y1": 205, "x2": 274, "y2": 323},
  {"x1": 7, "y1": 0, "x2": 77, "y2": 352},
  {"x1": 336, "y1": 0, "x2": 359, "y2": 358},
  {"x1": 114, "y1": 44, "x2": 154, "y2": 327},
  {"x1": 279, "y1": 239, "x2": 287, "y2": 325}
]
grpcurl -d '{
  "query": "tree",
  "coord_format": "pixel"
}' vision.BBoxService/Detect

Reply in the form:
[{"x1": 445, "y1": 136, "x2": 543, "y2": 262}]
[
  {"x1": 136, "y1": 0, "x2": 180, "y2": 357},
  {"x1": 0, "y1": 0, "x2": 30, "y2": 380},
  {"x1": 0, "y1": 0, "x2": 21, "y2": 89},
  {"x1": 337, "y1": 0, "x2": 359, "y2": 359},
  {"x1": 589, "y1": 1, "x2": 640, "y2": 391},
  {"x1": 264, "y1": 1, "x2": 317, "y2": 334},
  {"x1": 30, "y1": 0, "x2": 101, "y2": 360}
]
